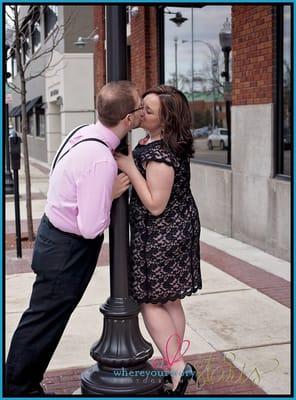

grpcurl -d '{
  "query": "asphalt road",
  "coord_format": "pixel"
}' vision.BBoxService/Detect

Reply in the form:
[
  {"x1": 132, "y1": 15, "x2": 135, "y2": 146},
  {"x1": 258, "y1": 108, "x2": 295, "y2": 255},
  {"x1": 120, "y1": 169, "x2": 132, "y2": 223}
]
[
  {"x1": 192, "y1": 139, "x2": 291, "y2": 174},
  {"x1": 193, "y1": 138, "x2": 228, "y2": 164}
]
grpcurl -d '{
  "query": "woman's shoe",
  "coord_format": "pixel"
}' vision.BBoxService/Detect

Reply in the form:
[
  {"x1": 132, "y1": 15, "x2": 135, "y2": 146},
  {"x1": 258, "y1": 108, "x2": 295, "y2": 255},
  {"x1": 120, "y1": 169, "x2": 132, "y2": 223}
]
[
  {"x1": 164, "y1": 363, "x2": 198, "y2": 396},
  {"x1": 163, "y1": 374, "x2": 172, "y2": 384}
]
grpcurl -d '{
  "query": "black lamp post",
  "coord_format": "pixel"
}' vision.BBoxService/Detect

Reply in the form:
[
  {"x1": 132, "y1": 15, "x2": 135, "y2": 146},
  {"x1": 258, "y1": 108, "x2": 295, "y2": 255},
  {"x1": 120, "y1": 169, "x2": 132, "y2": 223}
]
[
  {"x1": 5, "y1": 43, "x2": 14, "y2": 195},
  {"x1": 219, "y1": 17, "x2": 232, "y2": 164},
  {"x1": 165, "y1": 10, "x2": 188, "y2": 89},
  {"x1": 80, "y1": 6, "x2": 164, "y2": 396}
]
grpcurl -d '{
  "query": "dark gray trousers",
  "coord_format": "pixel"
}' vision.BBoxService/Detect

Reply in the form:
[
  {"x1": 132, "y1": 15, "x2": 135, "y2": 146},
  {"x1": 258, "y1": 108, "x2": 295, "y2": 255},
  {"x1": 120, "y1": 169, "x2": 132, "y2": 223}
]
[{"x1": 5, "y1": 214, "x2": 104, "y2": 395}]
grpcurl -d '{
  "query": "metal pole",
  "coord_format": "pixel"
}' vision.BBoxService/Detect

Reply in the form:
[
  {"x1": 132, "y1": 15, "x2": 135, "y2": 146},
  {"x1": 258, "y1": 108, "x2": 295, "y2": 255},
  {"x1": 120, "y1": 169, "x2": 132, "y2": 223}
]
[
  {"x1": 212, "y1": 61, "x2": 215, "y2": 131},
  {"x1": 191, "y1": 8, "x2": 194, "y2": 102},
  {"x1": 9, "y1": 130, "x2": 22, "y2": 258},
  {"x1": 5, "y1": 103, "x2": 14, "y2": 194},
  {"x1": 13, "y1": 169, "x2": 22, "y2": 258},
  {"x1": 174, "y1": 37, "x2": 178, "y2": 88},
  {"x1": 81, "y1": 6, "x2": 163, "y2": 396},
  {"x1": 5, "y1": 44, "x2": 14, "y2": 195},
  {"x1": 224, "y1": 48, "x2": 231, "y2": 164}
]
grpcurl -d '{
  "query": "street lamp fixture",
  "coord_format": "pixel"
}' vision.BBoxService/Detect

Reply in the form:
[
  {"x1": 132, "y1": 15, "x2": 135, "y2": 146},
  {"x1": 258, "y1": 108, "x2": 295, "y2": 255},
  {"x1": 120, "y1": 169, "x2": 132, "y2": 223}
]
[
  {"x1": 170, "y1": 11, "x2": 188, "y2": 27},
  {"x1": 74, "y1": 28, "x2": 99, "y2": 47},
  {"x1": 165, "y1": 9, "x2": 188, "y2": 27},
  {"x1": 219, "y1": 17, "x2": 232, "y2": 51},
  {"x1": 219, "y1": 17, "x2": 232, "y2": 80}
]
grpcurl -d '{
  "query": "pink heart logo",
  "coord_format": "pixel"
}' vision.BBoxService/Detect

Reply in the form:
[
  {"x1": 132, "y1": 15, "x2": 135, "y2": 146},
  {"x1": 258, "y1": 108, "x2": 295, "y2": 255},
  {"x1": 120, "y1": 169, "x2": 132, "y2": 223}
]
[{"x1": 165, "y1": 333, "x2": 190, "y2": 367}]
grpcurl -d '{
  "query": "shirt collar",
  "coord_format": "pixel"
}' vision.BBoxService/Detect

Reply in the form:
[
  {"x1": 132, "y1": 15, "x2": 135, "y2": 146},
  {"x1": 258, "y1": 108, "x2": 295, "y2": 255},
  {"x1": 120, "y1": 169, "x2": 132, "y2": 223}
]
[{"x1": 95, "y1": 120, "x2": 120, "y2": 151}]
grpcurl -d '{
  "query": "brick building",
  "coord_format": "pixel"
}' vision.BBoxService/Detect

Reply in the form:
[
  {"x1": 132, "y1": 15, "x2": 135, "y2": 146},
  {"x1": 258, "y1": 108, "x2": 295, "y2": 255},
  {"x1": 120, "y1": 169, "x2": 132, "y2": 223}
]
[{"x1": 94, "y1": 5, "x2": 291, "y2": 260}]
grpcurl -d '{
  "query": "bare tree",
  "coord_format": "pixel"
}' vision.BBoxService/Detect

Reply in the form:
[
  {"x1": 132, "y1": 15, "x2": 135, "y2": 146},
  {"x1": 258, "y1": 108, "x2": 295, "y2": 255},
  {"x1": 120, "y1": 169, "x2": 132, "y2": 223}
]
[
  {"x1": 167, "y1": 72, "x2": 191, "y2": 93},
  {"x1": 6, "y1": 5, "x2": 74, "y2": 241}
]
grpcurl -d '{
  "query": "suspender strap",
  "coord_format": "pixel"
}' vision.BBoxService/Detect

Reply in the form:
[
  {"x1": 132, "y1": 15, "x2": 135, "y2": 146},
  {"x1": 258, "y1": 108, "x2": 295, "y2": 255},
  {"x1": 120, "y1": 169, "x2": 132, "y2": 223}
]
[
  {"x1": 51, "y1": 124, "x2": 88, "y2": 173},
  {"x1": 55, "y1": 138, "x2": 108, "y2": 167}
]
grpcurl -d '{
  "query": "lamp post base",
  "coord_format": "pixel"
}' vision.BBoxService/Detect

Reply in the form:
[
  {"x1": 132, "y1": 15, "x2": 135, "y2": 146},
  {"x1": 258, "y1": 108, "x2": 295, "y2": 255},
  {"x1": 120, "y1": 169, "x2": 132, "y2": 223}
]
[
  {"x1": 5, "y1": 171, "x2": 14, "y2": 194},
  {"x1": 80, "y1": 297, "x2": 165, "y2": 395},
  {"x1": 81, "y1": 363, "x2": 165, "y2": 396}
]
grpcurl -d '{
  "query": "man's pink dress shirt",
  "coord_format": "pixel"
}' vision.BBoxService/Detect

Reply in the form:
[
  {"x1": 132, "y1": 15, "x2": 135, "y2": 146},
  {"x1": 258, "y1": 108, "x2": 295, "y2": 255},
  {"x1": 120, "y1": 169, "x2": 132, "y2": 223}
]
[{"x1": 45, "y1": 121, "x2": 120, "y2": 239}]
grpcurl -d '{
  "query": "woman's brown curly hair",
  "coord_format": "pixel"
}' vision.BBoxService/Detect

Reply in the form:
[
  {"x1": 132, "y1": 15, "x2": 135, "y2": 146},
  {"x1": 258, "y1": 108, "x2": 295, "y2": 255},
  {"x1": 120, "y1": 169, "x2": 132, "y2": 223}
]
[{"x1": 142, "y1": 85, "x2": 194, "y2": 158}]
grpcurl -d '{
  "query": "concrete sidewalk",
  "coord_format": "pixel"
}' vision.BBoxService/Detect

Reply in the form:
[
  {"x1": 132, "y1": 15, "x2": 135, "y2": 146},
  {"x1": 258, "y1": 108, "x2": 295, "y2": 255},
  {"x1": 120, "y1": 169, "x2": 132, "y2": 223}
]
[{"x1": 5, "y1": 159, "x2": 291, "y2": 396}]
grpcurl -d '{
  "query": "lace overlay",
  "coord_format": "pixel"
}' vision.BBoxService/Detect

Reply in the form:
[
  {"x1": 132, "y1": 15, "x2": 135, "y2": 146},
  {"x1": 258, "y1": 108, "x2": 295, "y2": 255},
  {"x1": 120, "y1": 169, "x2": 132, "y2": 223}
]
[{"x1": 129, "y1": 139, "x2": 202, "y2": 304}]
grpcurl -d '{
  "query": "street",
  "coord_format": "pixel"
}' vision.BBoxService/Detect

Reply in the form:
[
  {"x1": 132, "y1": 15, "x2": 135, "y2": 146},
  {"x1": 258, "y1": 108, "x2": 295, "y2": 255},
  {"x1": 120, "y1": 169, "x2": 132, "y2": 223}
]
[{"x1": 193, "y1": 138, "x2": 228, "y2": 164}]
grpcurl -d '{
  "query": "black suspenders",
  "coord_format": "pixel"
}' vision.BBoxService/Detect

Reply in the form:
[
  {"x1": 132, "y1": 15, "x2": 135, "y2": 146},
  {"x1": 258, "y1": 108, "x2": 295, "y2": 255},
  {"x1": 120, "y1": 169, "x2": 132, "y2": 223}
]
[{"x1": 51, "y1": 125, "x2": 108, "y2": 173}]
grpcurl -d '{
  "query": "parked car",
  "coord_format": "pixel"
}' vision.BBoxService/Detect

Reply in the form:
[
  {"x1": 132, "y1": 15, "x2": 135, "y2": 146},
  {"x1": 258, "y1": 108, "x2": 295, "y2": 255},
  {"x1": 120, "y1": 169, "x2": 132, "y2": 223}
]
[
  {"x1": 191, "y1": 127, "x2": 210, "y2": 138},
  {"x1": 207, "y1": 128, "x2": 228, "y2": 150}
]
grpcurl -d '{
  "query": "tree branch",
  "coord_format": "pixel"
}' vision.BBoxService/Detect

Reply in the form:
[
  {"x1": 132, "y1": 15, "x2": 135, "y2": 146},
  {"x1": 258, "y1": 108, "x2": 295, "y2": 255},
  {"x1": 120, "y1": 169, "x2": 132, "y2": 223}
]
[
  {"x1": 25, "y1": 47, "x2": 56, "y2": 81},
  {"x1": 7, "y1": 80, "x2": 22, "y2": 94},
  {"x1": 23, "y1": 25, "x2": 64, "y2": 71}
]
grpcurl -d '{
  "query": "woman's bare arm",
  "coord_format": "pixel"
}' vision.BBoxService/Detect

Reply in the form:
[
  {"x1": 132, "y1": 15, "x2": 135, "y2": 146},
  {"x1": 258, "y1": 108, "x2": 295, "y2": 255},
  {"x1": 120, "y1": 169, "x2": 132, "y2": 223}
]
[{"x1": 114, "y1": 150, "x2": 174, "y2": 216}]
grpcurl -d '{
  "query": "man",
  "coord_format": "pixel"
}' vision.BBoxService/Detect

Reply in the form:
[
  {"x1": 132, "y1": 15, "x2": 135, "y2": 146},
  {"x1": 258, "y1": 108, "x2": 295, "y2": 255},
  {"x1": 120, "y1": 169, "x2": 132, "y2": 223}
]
[{"x1": 5, "y1": 81, "x2": 144, "y2": 395}]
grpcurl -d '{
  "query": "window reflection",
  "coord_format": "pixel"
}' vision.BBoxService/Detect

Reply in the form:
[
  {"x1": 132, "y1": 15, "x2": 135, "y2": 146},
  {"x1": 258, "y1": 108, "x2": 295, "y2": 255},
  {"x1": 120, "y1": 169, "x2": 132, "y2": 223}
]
[
  {"x1": 283, "y1": 5, "x2": 291, "y2": 176},
  {"x1": 164, "y1": 6, "x2": 232, "y2": 164}
]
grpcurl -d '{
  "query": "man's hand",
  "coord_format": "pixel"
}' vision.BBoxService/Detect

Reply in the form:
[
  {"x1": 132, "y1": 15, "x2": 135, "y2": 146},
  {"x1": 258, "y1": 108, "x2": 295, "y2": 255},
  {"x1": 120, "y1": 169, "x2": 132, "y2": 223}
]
[{"x1": 112, "y1": 172, "x2": 130, "y2": 200}]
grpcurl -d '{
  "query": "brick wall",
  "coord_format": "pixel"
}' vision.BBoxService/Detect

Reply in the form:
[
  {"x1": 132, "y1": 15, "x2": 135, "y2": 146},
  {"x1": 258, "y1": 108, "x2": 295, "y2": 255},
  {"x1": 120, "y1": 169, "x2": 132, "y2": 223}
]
[
  {"x1": 94, "y1": 6, "x2": 106, "y2": 96},
  {"x1": 130, "y1": 6, "x2": 159, "y2": 95},
  {"x1": 94, "y1": 6, "x2": 159, "y2": 97},
  {"x1": 232, "y1": 5, "x2": 276, "y2": 105}
]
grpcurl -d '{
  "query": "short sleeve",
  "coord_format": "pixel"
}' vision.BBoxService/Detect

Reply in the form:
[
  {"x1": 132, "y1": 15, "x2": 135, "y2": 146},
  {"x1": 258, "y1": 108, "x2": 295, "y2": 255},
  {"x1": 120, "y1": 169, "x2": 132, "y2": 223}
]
[{"x1": 144, "y1": 143, "x2": 180, "y2": 170}]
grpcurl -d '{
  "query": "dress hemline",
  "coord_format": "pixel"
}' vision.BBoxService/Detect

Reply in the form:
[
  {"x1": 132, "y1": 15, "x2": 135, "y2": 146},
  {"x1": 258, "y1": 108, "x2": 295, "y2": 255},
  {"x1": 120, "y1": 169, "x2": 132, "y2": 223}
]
[{"x1": 133, "y1": 285, "x2": 202, "y2": 305}]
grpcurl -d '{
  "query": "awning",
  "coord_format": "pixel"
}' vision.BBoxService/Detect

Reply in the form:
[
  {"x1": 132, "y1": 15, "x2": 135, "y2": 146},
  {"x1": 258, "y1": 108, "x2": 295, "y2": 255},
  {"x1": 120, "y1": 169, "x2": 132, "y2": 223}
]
[
  {"x1": 9, "y1": 96, "x2": 42, "y2": 117},
  {"x1": 9, "y1": 105, "x2": 21, "y2": 117},
  {"x1": 26, "y1": 96, "x2": 42, "y2": 112}
]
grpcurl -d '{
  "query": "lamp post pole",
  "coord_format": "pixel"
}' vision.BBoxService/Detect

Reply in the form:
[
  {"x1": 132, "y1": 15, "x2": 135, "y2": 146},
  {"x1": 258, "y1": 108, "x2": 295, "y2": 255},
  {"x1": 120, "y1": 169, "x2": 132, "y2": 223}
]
[
  {"x1": 5, "y1": 43, "x2": 14, "y2": 195},
  {"x1": 211, "y1": 59, "x2": 218, "y2": 131},
  {"x1": 191, "y1": 8, "x2": 194, "y2": 102},
  {"x1": 223, "y1": 47, "x2": 231, "y2": 164},
  {"x1": 174, "y1": 37, "x2": 178, "y2": 88},
  {"x1": 80, "y1": 6, "x2": 163, "y2": 396},
  {"x1": 219, "y1": 17, "x2": 232, "y2": 164}
]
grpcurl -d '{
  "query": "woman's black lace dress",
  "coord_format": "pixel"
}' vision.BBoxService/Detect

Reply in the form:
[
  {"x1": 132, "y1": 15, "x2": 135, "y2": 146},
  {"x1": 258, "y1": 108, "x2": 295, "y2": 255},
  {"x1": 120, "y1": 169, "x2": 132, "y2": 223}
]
[{"x1": 129, "y1": 138, "x2": 202, "y2": 304}]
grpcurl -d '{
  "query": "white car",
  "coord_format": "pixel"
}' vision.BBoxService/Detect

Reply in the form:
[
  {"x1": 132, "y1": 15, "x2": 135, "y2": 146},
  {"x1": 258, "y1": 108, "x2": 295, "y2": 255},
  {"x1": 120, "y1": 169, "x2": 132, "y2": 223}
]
[
  {"x1": 207, "y1": 128, "x2": 228, "y2": 150},
  {"x1": 191, "y1": 127, "x2": 210, "y2": 138}
]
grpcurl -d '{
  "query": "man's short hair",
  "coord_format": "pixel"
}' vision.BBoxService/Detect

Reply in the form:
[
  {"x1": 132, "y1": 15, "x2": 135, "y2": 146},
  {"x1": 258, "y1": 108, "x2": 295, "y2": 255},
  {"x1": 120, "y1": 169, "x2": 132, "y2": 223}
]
[{"x1": 96, "y1": 81, "x2": 137, "y2": 127}]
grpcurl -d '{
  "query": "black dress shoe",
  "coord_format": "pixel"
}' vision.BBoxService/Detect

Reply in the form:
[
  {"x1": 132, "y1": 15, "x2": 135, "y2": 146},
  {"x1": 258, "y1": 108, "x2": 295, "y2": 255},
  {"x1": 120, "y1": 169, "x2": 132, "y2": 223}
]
[{"x1": 164, "y1": 363, "x2": 198, "y2": 396}]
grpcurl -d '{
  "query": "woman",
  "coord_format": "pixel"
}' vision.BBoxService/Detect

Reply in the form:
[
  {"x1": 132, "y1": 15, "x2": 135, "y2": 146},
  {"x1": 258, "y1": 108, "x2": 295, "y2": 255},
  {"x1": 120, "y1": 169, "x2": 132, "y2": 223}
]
[{"x1": 115, "y1": 85, "x2": 202, "y2": 395}]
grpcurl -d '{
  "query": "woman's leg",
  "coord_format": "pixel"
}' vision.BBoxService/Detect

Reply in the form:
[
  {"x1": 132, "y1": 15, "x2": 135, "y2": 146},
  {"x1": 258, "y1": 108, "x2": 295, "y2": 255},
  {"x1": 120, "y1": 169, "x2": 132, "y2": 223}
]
[
  {"x1": 163, "y1": 299, "x2": 186, "y2": 342},
  {"x1": 141, "y1": 303, "x2": 185, "y2": 389}
]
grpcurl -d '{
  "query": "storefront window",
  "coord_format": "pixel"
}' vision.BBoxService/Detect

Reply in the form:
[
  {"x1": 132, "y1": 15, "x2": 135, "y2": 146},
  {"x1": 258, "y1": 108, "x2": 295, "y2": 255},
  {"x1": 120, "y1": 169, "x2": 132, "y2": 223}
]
[
  {"x1": 28, "y1": 112, "x2": 34, "y2": 135},
  {"x1": 22, "y1": 33, "x2": 30, "y2": 65},
  {"x1": 11, "y1": 53, "x2": 17, "y2": 77},
  {"x1": 36, "y1": 107, "x2": 45, "y2": 137},
  {"x1": 32, "y1": 18, "x2": 41, "y2": 54},
  {"x1": 164, "y1": 5, "x2": 232, "y2": 165},
  {"x1": 44, "y1": 5, "x2": 58, "y2": 38}
]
